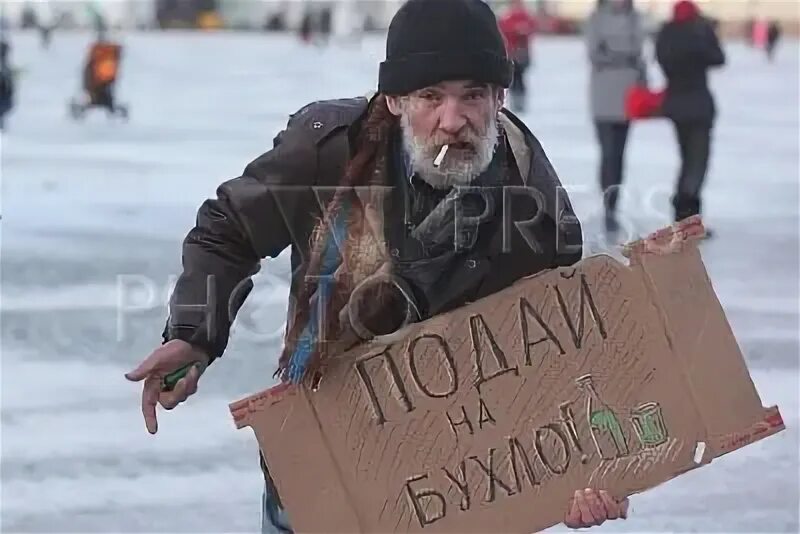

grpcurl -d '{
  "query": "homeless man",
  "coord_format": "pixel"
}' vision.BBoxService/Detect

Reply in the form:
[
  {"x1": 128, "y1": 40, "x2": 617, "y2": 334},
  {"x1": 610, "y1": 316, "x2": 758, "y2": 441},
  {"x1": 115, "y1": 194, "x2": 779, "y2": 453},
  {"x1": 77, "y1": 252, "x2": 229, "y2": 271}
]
[{"x1": 126, "y1": 0, "x2": 630, "y2": 531}]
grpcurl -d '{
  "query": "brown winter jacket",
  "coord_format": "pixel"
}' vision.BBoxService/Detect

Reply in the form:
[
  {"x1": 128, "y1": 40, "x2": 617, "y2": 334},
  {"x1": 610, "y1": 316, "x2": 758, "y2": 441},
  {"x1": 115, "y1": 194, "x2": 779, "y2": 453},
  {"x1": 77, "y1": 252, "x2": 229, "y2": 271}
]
[{"x1": 162, "y1": 96, "x2": 584, "y2": 364}]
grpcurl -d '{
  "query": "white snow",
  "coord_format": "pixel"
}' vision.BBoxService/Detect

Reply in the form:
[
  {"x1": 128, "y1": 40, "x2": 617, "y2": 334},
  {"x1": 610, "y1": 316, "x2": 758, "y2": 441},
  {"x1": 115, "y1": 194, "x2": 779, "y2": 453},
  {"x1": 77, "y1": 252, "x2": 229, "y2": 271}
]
[{"x1": 1, "y1": 29, "x2": 797, "y2": 532}]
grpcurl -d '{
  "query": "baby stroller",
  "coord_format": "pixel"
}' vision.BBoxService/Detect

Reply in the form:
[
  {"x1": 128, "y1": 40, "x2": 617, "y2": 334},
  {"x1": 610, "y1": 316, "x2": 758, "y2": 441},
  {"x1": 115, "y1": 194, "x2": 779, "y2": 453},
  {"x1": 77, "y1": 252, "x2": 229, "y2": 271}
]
[{"x1": 69, "y1": 40, "x2": 128, "y2": 120}]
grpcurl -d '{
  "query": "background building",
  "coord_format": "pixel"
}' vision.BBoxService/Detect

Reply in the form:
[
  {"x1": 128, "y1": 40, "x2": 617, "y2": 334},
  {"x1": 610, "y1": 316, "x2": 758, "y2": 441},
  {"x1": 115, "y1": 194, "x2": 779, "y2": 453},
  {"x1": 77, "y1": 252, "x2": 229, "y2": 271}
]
[{"x1": 0, "y1": 0, "x2": 797, "y2": 34}]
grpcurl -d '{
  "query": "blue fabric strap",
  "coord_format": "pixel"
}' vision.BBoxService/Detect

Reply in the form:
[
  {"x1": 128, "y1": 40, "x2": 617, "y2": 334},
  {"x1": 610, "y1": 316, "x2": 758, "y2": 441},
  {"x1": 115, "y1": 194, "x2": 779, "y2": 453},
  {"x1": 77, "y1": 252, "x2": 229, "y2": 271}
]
[{"x1": 285, "y1": 201, "x2": 350, "y2": 383}]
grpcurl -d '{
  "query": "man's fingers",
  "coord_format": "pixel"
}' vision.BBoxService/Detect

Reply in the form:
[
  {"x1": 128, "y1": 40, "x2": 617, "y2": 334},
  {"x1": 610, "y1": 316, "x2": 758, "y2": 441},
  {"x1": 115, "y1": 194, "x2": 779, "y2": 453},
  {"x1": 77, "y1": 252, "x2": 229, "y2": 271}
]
[
  {"x1": 128, "y1": 341, "x2": 209, "y2": 435},
  {"x1": 585, "y1": 489, "x2": 607, "y2": 524},
  {"x1": 620, "y1": 497, "x2": 630, "y2": 519},
  {"x1": 125, "y1": 340, "x2": 187, "y2": 381},
  {"x1": 564, "y1": 491, "x2": 583, "y2": 528},
  {"x1": 574, "y1": 489, "x2": 598, "y2": 526},
  {"x1": 125, "y1": 351, "x2": 160, "y2": 382},
  {"x1": 141, "y1": 376, "x2": 161, "y2": 434},
  {"x1": 184, "y1": 365, "x2": 201, "y2": 396},
  {"x1": 599, "y1": 490, "x2": 620, "y2": 520},
  {"x1": 162, "y1": 365, "x2": 202, "y2": 407},
  {"x1": 160, "y1": 377, "x2": 189, "y2": 410}
]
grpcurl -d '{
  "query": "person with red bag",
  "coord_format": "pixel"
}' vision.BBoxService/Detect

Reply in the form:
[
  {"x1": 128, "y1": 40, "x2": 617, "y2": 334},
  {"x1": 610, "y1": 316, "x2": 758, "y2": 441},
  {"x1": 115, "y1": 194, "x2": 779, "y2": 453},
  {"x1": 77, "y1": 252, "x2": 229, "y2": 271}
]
[
  {"x1": 585, "y1": 0, "x2": 648, "y2": 234},
  {"x1": 655, "y1": 0, "x2": 725, "y2": 228}
]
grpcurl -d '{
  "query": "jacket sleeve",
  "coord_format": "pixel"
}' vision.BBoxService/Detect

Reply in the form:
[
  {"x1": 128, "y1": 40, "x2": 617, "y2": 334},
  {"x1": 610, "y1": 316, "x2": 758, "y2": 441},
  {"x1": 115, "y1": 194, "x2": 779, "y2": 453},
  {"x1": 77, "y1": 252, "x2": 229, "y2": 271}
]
[
  {"x1": 655, "y1": 25, "x2": 679, "y2": 72},
  {"x1": 162, "y1": 113, "x2": 319, "y2": 362},
  {"x1": 702, "y1": 22, "x2": 726, "y2": 67}
]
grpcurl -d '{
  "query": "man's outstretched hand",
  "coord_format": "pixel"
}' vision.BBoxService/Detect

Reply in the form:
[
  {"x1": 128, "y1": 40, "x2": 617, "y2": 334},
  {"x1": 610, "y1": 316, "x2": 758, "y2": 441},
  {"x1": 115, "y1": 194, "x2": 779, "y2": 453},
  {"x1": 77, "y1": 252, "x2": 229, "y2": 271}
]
[
  {"x1": 125, "y1": 339, "x2": 210, "y2": 434},
  {"x1": 564, "y1": 489, "x2": 629, "y2": 528}
]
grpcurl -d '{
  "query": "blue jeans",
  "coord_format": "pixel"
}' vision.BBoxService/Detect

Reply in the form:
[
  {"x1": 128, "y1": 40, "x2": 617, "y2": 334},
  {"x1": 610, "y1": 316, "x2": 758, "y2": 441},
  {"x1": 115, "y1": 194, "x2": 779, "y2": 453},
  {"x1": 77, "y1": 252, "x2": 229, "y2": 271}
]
[{"x1": 261, "y1": 480, "x2": 292, "y2": 533}]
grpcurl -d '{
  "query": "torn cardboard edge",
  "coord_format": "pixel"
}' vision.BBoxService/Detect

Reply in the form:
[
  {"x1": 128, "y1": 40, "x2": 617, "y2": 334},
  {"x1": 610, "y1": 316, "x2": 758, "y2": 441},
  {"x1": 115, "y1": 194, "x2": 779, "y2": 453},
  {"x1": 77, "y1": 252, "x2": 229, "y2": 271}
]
[
  {"x1": 621, "y1": 214, "x2": 707, "y2": 259},
  {"x1": 231, "y1": 382, "x2": 292, "y2": 430},
  {"x1": 711, "y1": 405, "x2": 785, "y2": 456}
]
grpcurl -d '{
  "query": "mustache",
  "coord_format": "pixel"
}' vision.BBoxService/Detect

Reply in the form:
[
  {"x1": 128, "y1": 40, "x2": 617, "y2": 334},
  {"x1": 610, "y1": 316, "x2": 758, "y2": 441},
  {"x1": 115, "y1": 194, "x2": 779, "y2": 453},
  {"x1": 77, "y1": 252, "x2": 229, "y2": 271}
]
[
  {"x1": 429, "y1": 121, "x2": 500, "y2": 150},
  {"x1": 430, "y1": 130, "x2": 485, "y2": 150}
]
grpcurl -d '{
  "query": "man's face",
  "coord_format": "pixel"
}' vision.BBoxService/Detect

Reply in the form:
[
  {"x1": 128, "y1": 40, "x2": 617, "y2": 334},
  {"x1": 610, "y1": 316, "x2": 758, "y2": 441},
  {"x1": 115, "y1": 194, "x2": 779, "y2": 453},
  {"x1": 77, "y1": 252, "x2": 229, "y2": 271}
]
[{"x1": 386, "y1": 80, "x2": 504, "y2": 189}]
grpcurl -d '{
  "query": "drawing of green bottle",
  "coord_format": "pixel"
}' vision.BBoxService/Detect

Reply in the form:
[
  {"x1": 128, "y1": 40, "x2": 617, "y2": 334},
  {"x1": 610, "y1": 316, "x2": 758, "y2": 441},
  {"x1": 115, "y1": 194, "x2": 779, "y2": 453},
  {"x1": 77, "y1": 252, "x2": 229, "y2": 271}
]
[{"x1": 575, "y1": 374, "x2": 629, "y2": 460}]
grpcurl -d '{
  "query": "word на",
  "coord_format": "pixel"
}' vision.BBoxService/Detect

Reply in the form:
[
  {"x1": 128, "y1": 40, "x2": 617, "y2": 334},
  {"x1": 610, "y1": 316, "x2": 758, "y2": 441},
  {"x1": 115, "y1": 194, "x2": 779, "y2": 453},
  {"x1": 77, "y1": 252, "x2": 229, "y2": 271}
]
[{"x1": 355, "y1": 273, "x2": 606, "y2": 425}]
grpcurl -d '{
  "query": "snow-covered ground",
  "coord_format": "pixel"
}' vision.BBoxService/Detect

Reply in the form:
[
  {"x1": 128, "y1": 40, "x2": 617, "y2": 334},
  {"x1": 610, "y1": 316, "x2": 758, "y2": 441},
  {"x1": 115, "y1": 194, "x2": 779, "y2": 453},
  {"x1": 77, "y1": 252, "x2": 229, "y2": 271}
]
[{"x1": 1, "y1": 30, "x2": 797, "y2": 532}]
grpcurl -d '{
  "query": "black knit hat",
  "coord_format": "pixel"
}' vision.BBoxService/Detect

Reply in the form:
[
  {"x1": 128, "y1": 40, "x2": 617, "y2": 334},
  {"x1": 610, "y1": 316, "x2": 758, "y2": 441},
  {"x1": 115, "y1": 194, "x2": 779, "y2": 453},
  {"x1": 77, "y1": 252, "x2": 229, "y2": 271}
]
[{"x1": 378, "y1": 0, "x2": 513, "y2": 95}]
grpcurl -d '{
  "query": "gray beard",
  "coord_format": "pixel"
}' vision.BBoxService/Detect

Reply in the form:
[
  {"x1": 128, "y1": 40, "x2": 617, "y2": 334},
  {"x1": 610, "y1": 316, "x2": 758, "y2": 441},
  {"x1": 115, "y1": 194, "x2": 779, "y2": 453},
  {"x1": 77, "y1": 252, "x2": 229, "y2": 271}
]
[{"x1": 400, "y1": 114, "x2": 499, "y2": 189}]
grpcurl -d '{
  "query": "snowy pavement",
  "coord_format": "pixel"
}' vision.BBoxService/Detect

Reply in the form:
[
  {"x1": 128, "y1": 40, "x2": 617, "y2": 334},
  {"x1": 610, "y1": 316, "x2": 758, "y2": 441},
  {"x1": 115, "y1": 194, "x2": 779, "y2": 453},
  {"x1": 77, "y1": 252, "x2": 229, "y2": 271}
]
[{"x1": 1, "y1": 31, "x2": 797, "y2": 532}]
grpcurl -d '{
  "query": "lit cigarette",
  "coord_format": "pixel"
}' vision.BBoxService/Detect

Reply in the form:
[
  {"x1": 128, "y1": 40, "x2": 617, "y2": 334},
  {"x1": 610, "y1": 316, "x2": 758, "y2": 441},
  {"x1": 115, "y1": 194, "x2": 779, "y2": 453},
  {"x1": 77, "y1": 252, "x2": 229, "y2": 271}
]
[{"x1": 433, "y1": 144, "x2": 449, "y2": 167}]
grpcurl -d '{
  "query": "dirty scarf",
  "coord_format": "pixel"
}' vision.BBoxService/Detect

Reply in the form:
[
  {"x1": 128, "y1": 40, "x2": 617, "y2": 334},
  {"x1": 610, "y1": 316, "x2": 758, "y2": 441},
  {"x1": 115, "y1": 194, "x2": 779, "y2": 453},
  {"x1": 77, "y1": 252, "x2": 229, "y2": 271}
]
[{"x1": 283, "y1": 126, "x2": 509, "y2": 383}]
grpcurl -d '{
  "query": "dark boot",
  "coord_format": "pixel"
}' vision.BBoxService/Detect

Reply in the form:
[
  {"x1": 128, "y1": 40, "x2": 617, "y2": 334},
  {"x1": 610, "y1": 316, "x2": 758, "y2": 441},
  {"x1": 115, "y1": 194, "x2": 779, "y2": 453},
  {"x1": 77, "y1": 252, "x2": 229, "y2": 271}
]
[
  {"x1": 604, "y1": 209, "x2": 619, "y2": 235},
  {"x1": 672, "y1": 193, "x2": 700, "y2": 222}
]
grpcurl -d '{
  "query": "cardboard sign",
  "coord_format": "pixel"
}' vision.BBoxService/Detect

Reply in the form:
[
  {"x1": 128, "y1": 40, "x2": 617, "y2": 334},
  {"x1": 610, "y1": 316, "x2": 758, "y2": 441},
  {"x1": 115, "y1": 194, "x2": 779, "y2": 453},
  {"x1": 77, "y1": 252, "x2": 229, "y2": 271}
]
[{"x1": 230, "y1": 217, "x2": 785, "y2": 533}]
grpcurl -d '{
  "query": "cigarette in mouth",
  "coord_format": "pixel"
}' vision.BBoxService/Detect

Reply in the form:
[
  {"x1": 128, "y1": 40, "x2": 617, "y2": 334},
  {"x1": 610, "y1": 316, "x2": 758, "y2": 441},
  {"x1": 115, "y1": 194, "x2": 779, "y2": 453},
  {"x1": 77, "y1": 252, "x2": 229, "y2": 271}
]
[{"x1": 433, "y1": 144, "x2": 449, "y2": 167}]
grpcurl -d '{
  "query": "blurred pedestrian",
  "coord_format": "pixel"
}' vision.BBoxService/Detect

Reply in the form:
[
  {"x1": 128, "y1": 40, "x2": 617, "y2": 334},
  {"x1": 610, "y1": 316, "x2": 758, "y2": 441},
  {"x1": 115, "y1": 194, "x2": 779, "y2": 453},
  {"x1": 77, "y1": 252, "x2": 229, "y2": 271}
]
[
  {"x1": 585, "y1": 0, "x2": 647, "y2": 234},
  {"x1": 69, "y1": 28, "x2": 128, "y2": 120},
  {"x1": 655, "y1": 0, "x2": 725, "y2": 228},
  {"x1": 744, "y1": 17, "x2": 755, "y2": 46},
  {"x1": 319, "y1": 7, "x2": 332, "y2": 45},
  {"x1": 751, "y1": 18, "x2": 768, "y2": 51},
  {"x1": 498, "y1": 0, "x2": 537, "y2": 113},
  {"x1": 124, "y1": 1, "x2": 630, "y2": 532},
  {"x1": 766, "y1": 20, "x2": 782, "y2": 61},
  {"x1": 299, "y1": 10, "x2": 313, "y2": 44},
  {"x1": 0, "y1": 40, "x2": 16, "y2": 130},
  {"x1": 38, "y1": 22, "x2": 53, "y2": 49}
]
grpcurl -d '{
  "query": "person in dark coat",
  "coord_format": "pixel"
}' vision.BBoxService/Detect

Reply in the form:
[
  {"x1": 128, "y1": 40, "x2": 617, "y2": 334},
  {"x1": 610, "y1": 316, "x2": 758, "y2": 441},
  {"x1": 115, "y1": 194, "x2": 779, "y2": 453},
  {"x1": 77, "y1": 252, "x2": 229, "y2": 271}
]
[
  {"x1": 125, "y1": 1, "x2": 630, "y2": 532},
  {"x1": 766, "y1": 21, "x2": 782, "y2": 61},
  {"x1": 299, "y1": 10, "x2": 313, "y2": 44},
  {"x1": 584, "y1": 0, "x2": 647, "y2": 233},
  {"x1": 318, "y1": 7, "x2": 332, "y2": 44},
  {"x1": 655, "y1": 0, "x2": 725, "y2": 225},
  {"x1": 0, "y1": 40, "x2": 15, "y2": 130}
]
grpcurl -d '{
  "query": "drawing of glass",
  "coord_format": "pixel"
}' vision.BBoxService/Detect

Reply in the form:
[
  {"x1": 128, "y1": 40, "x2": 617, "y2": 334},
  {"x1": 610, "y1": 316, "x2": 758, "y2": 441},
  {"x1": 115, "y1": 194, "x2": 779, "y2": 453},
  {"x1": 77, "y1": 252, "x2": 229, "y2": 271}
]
[
  {"x1": 576, "y1": 374, "x2": 629, "y2": 459},
  {"x1": 631, "y1": 402, "x2": 668, "y2": 447}
]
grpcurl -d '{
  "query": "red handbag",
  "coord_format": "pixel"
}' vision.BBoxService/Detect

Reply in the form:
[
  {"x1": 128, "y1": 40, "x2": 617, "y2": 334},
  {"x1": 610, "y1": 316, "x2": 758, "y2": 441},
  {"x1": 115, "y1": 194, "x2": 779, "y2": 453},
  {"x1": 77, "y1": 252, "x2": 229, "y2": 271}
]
[{"x1": 625, "y1": 85, "x2": 666, "y2": 120}]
